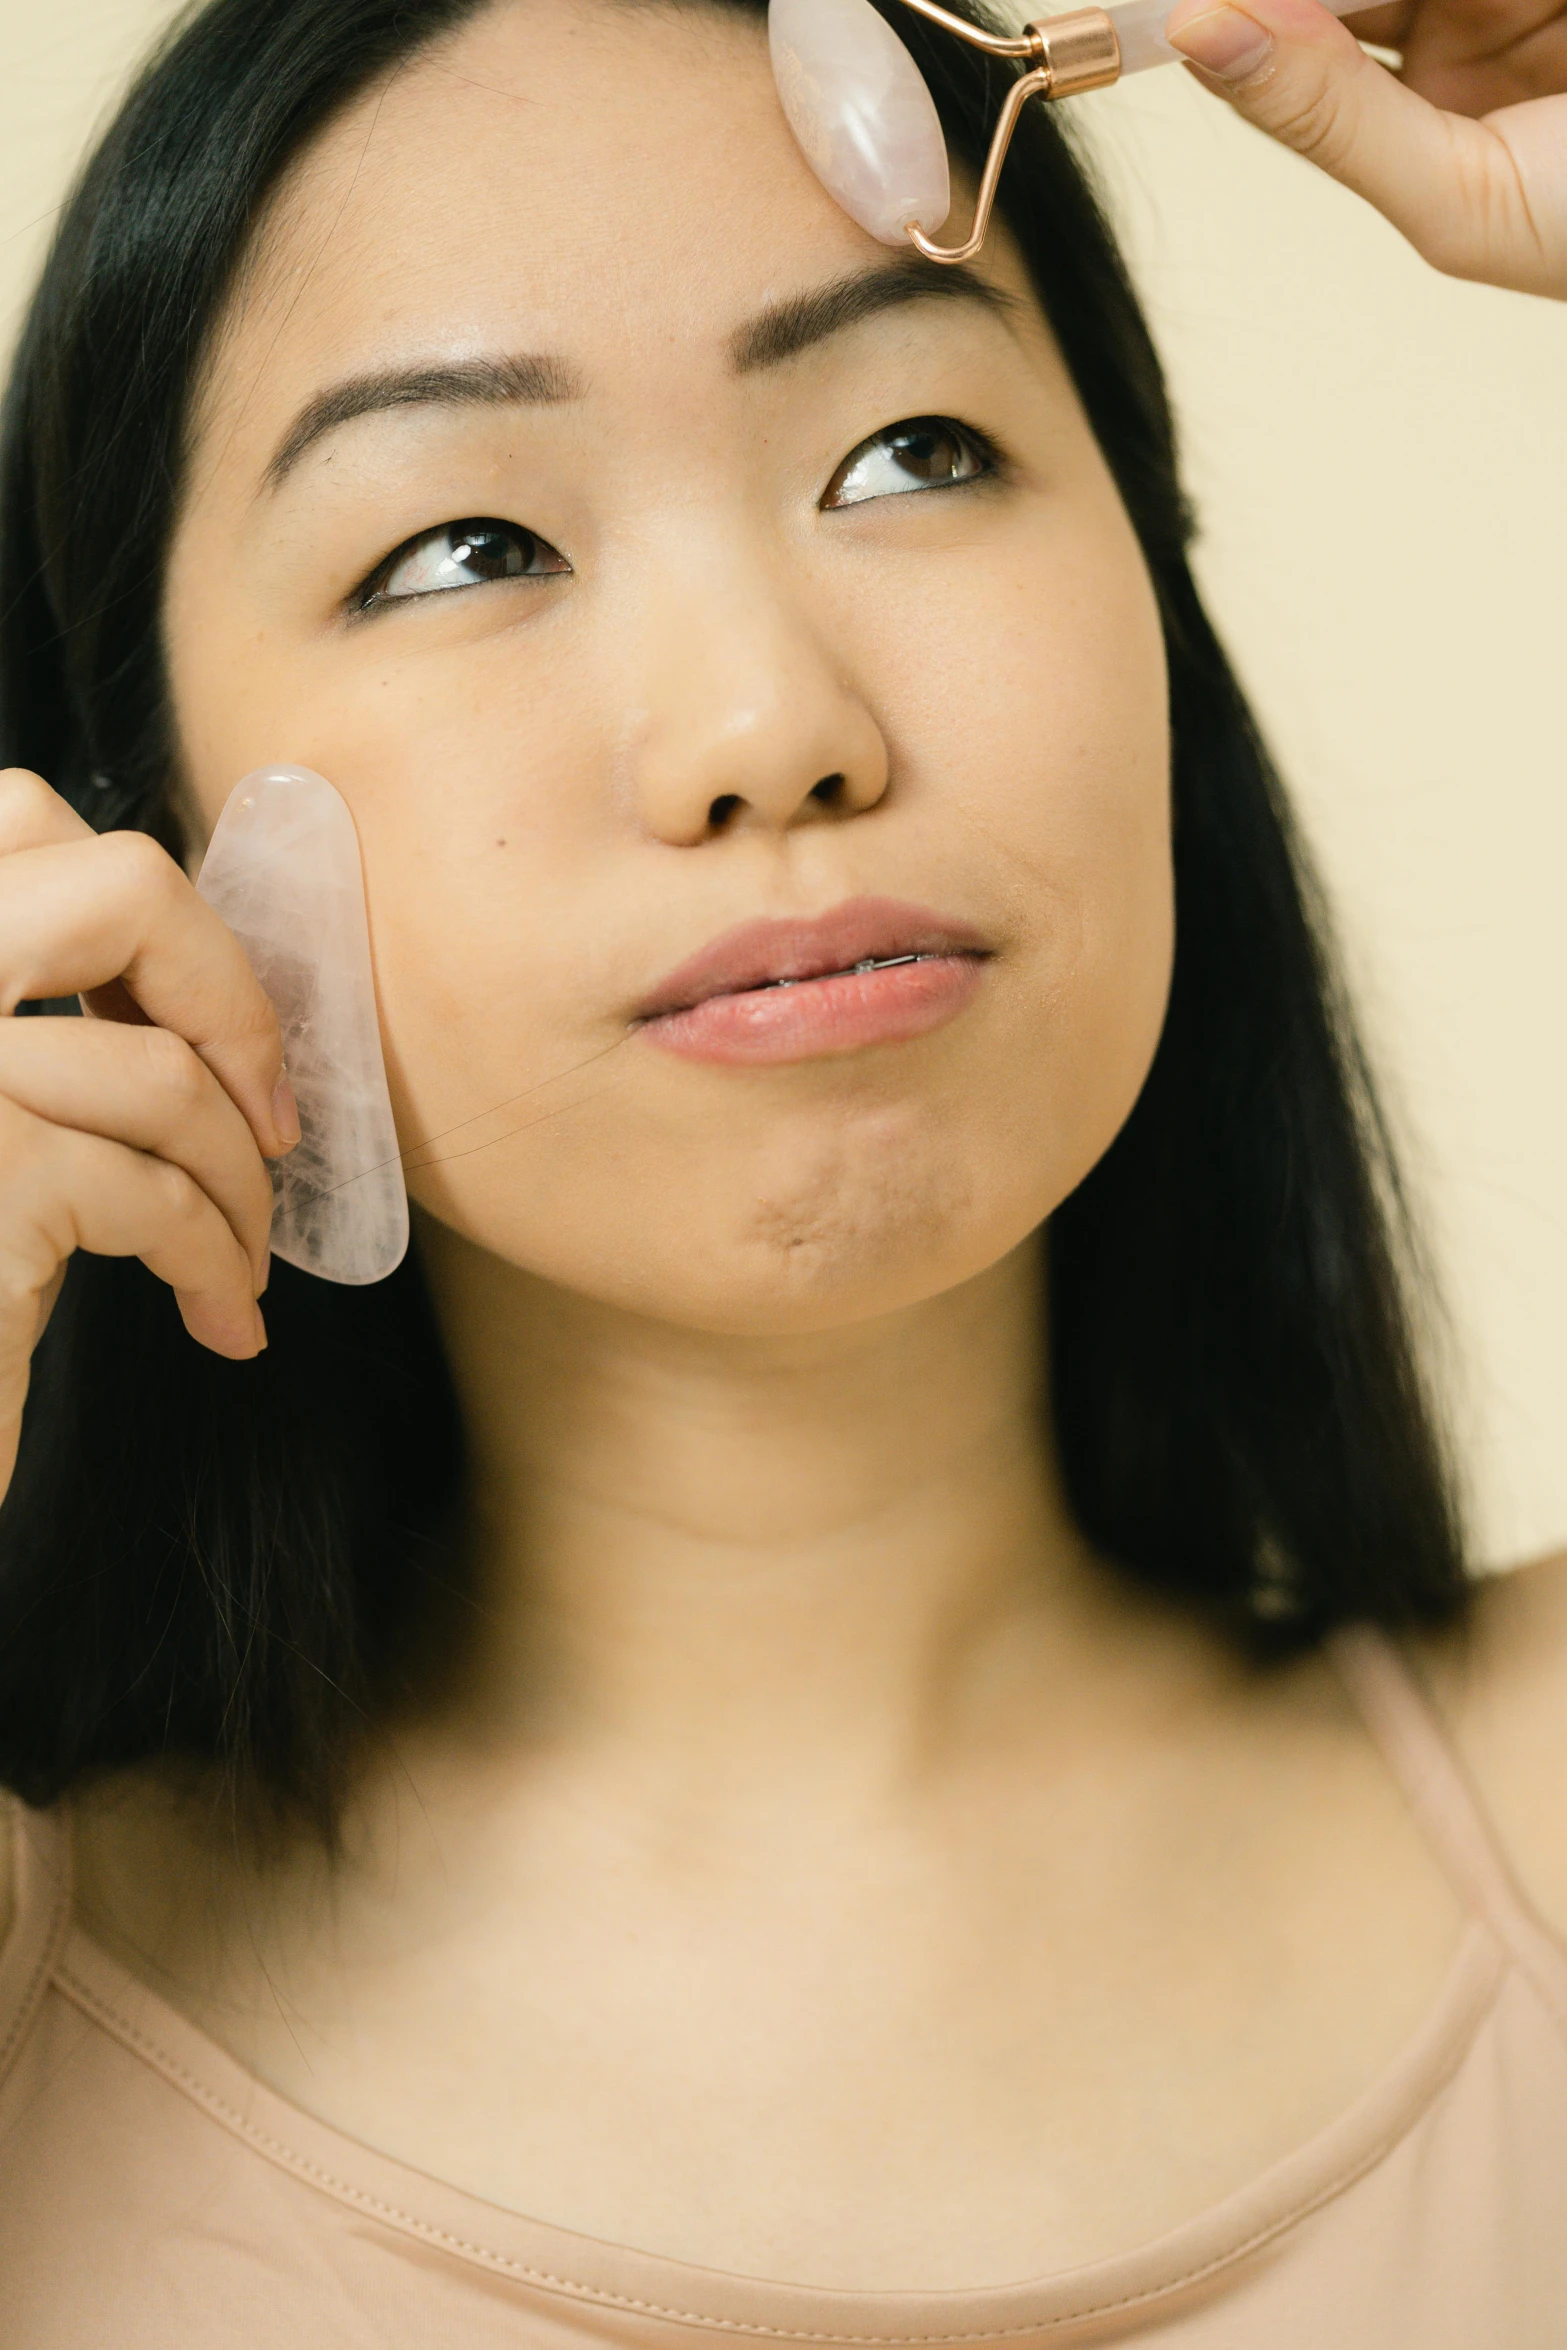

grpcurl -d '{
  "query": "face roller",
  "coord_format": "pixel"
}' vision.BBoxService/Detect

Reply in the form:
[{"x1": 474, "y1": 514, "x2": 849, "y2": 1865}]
[
  {"x1": 770, "y1": 0, "x2": 1371, "y2": 260},
  {"x1": 196, "y1": 767, "x2": 409, "y2": 1286}
]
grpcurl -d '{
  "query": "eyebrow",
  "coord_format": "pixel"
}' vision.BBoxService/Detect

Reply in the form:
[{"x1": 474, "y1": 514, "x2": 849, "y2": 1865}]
[
  {"x1": 261, "y1": 260, "x2": 1016, "y2": 491},
  {"x1": 263, "y1": 351, "x2": 582, "y2": 490},
  {"x1": 729, "y1": 258, "x2": 1018, "y2": 374}
]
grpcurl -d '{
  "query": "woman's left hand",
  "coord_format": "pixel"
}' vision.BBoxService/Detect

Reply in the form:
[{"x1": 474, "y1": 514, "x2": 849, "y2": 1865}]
[{"x1": 1163, "y1": 0, "x2": 1567, "y2": 297}]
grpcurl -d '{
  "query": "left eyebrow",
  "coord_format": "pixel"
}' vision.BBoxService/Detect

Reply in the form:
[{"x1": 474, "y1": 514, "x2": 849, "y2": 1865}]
[
  {"x1": 261, "y1": 351, "x2": 583, "y2": 492},
  {"x1": 728, "y1": 258, "x2": 1018, "y2": 375}
]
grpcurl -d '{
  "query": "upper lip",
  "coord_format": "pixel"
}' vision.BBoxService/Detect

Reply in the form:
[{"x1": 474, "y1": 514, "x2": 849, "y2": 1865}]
[{"x1": 637, "y1": 897, "x2": 991, "y2": 1021}]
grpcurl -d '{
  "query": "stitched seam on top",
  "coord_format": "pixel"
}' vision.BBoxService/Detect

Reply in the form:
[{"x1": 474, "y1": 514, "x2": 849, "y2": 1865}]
[
  {"x1": 1505, "y1": 1931, "x2": 1567, "y2": 2052},
  {"x1": 0, "y1": 1816, "x2": 69, "y2": 2090},
  {"x1": 49, "y1": 1949, "x2": 1503, "y2": 2343},
  {"x1": 0, "y1": 1924, "x2": 57, "y2": 2088},
  {"x1": 1331, "y1": 1628, "x2": 1567, "y2": 2011}
]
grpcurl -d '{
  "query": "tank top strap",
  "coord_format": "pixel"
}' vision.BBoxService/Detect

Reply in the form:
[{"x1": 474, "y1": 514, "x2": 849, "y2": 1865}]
[
  {"x1": 1328, "y1": 1623, "x2": 1567, "y2": 2033},
  {"x1": 0, "y1": 1798, "x2": 71, "y2": 2091}
]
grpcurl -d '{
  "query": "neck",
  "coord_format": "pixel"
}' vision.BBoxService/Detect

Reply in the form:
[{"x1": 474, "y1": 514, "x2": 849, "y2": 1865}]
[{"x1": 414, "y1": 1218, "x2": 1116, "y2": 1812}]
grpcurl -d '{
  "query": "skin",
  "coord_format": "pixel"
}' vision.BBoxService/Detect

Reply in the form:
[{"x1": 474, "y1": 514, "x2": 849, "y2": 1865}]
[
  {"x1": 1167, "y1": 0, "x2": 1567, "y2": 295},
  {"x1": 0, "y1": 0, "x2": 1564, "y2": 2292}
]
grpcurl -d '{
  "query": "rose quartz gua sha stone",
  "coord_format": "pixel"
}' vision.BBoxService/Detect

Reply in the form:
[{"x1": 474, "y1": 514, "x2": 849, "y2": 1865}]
[
  {"x1": 769, "y1": 0, "x2": 950, "y2": 245},
  {"x1": 196, "y1": 766, "x2": 409, "y2": 1286}
]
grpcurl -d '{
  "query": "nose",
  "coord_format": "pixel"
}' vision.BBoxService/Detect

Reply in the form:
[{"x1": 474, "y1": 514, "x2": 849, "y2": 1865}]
[{"x1": 626, "y1": 556, "x2": 890, "y2": 847}]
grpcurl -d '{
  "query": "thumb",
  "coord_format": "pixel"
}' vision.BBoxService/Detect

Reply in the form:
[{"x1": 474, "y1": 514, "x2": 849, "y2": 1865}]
[{"x1": 1162, "y1": 0, "x2": 1560, "y2": 294}]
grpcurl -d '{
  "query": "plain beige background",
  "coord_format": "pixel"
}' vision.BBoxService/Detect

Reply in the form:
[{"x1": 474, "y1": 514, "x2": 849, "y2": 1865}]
[{"x1": 3, "y1": 0, "x2": 1564, "y2": 1562}]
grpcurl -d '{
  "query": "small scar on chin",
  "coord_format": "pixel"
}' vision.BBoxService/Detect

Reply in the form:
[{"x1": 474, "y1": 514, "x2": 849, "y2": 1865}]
[{"x1": 747, "y1": 1170, "x2": 957, "y2": 1280}]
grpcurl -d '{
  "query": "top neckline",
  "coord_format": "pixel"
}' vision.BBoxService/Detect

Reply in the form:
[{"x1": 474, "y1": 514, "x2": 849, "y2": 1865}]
[{"x1": 6, "y1": 1625, "x2": 1562, "y2": 2341}]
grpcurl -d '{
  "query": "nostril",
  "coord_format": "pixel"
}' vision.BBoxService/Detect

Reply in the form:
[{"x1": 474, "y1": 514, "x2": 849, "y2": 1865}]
[
  {"x1": 707, "y1": 793, "x2": 741, "y2": 832},
  {"x1": 810, "y1": 773, "x2": 846, "y2": 807}
]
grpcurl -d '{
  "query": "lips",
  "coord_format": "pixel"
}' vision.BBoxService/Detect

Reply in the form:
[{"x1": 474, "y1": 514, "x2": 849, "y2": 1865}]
[{"x1": 636, "y1": 896, "x2": 990, "y2": 1066}]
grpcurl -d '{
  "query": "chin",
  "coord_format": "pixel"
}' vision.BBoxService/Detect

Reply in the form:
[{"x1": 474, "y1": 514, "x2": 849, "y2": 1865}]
[
  {"x1": 411, "y1": 1063, "x2": 1112, "y2": 1336},
  {"x1": 579, "y1": 1148, "x2": 1049, "y2": 1338}
]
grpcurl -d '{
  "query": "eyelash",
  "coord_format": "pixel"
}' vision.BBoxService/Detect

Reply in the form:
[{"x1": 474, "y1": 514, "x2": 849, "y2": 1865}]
[
  {"x1": 823, "y1": 415, "x2": 1001, "y2": 508},
  {"x1": 347, "y1": 414, "x2": 1002, "y2": 615},
  {"x1": 353, "y1": 519, "x2": 568, "y2": 614}
]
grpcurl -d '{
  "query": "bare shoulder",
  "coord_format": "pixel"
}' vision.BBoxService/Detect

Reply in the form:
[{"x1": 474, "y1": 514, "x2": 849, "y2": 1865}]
[{"x1": 1414, "y1": 1549, "x2": 1567, "y2": 1937}]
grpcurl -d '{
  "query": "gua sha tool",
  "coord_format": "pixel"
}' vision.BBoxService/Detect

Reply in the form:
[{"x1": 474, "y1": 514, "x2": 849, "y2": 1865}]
[
  {"x1": 196, "y1": 765, "x2": 409, "y2": 1287},
  {"x1": 770, "y1": 0, "x2": 1377, "y2": 260}
]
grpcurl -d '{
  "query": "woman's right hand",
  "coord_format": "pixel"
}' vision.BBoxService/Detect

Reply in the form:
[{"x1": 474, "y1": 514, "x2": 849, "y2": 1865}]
[
  {"x1": 1165, "y1": 0, "x2": 1567, "y2": 300},
  {"x1": 0, "y1": 769, "x2": 299, "y2": 1503}
]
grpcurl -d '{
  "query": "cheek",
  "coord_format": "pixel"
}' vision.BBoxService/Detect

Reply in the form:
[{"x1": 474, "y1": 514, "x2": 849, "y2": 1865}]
[
  {"x1": 356, "y1": 797, "x2": 617, "y2": 1203},
  {"x1": 872, "y1": 509, "x2": 1176, "y2": 1200}
]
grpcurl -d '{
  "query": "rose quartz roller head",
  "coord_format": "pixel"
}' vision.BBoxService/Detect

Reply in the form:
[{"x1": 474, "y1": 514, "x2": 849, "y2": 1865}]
[
  {"x1": 770, "y1": 0, "x2": 1379, "y2": 262},
  {"x1": 769, "y1": 0, "x2": 950, "y2": 244},
  {"x1": 196, "y1": 766, "x2": 409, "y2": 1287}
]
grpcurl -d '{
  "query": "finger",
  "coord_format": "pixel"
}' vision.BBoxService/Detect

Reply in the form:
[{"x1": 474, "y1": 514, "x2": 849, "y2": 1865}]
[
  {"x1": 1164, "y1": 0, "x2": 1567, "y2": 294},
  {"x1": 1339, "y1": 1, "x2": 1414, "y2": 40},
  {"x1": 0, "y1": 1016, "x2": 276, "y2": 1291},
  {"x1": 1374, "y1": 0, "x2": 1567, "y2": 57},
  {"x1": 0, "y1": 772, "x2": 160, "y2": 1034},
  {"x1": 1401, "y1": 8, "x2": 1567, "y2": 114},
  {"x1": 1488, "y1": 88, "x2": 1567, "y2": 255},
  {"x1": 0, "y1": 1096, "x2": 266, "y2": 1367},
  {"x1": 0, "y1": 768, "x2": 96, "y2": 857},
  {"x1": 0, "y1": 1253, "x2": 68, "y2": 1498},
  {"x1": 0, "y1": 830, "x2": 301, "y2": 1161}
]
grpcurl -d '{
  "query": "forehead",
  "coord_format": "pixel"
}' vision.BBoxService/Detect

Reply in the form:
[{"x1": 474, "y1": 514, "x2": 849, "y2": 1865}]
[{"x1": 203, "y1": 0, "x2": 1038, "y2": 442}]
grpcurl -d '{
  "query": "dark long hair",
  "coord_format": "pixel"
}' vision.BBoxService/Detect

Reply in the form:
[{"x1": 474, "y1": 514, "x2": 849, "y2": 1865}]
[{"x1": 0, "y1": 0, "x2": 1468, "y2": 1834}]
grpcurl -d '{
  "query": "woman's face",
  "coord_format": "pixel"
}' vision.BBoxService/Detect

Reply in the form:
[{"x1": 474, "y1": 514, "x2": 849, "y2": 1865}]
[{"x1": 165, "y1": 0, "x2": 1172, "y2": 1335}]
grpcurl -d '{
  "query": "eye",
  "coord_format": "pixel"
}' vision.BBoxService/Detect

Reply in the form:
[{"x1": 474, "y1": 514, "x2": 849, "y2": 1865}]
[
  {"x1": 823, "y1": 417, "x2": 994, "y2": 509},
  {"x1": 356, "y1": 517, "x2": 570, "y2": 610}
]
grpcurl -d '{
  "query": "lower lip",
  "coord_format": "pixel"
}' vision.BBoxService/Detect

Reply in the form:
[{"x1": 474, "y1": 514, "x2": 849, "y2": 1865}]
[{"x1": 640, "y1": 954, "x2": 984, "y2": 1066}]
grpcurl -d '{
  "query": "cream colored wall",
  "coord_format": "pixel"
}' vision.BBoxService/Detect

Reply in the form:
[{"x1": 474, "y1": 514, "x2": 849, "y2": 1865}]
[
  {"x1": 4, "y1": 0, "x2": 1564, "y2": 1562},
  {"x1": 1075, "y1": 69, "x2": 1567, "y2": 1565}
]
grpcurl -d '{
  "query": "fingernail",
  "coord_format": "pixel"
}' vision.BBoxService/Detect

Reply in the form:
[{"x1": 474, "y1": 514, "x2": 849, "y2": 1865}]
[
  {"x1": 271, "y1": 1073, "x2": 301, "y2": 1152},
  {"x1": 1168, "y1": 5, "x2": 1273, "y2": 79}
]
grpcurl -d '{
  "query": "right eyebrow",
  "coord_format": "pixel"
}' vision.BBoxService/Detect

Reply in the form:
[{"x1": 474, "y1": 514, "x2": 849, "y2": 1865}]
[{"x1": 261, "y1": 351, "x2": 584, "y2": 492}]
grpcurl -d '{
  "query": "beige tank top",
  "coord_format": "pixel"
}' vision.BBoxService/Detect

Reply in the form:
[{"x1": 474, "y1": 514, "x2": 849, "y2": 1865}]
[{"x1": 2, "y1": 1625, "x2": 1565, "y2": 2347}]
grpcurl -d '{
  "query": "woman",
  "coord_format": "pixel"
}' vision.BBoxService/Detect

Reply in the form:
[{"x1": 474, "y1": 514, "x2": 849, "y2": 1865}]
[{"x1": 0, "y1": 0, "x2": 1562, "y2": 2335}]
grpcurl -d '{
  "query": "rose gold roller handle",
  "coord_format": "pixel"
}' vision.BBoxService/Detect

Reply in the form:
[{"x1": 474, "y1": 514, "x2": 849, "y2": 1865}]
[
  {"x1": 901, "y1": 0, "x2": 1375, "y2": 261},
  {"x1": 905, "y1": 10, "x2": 1121, "y2": 261}
]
